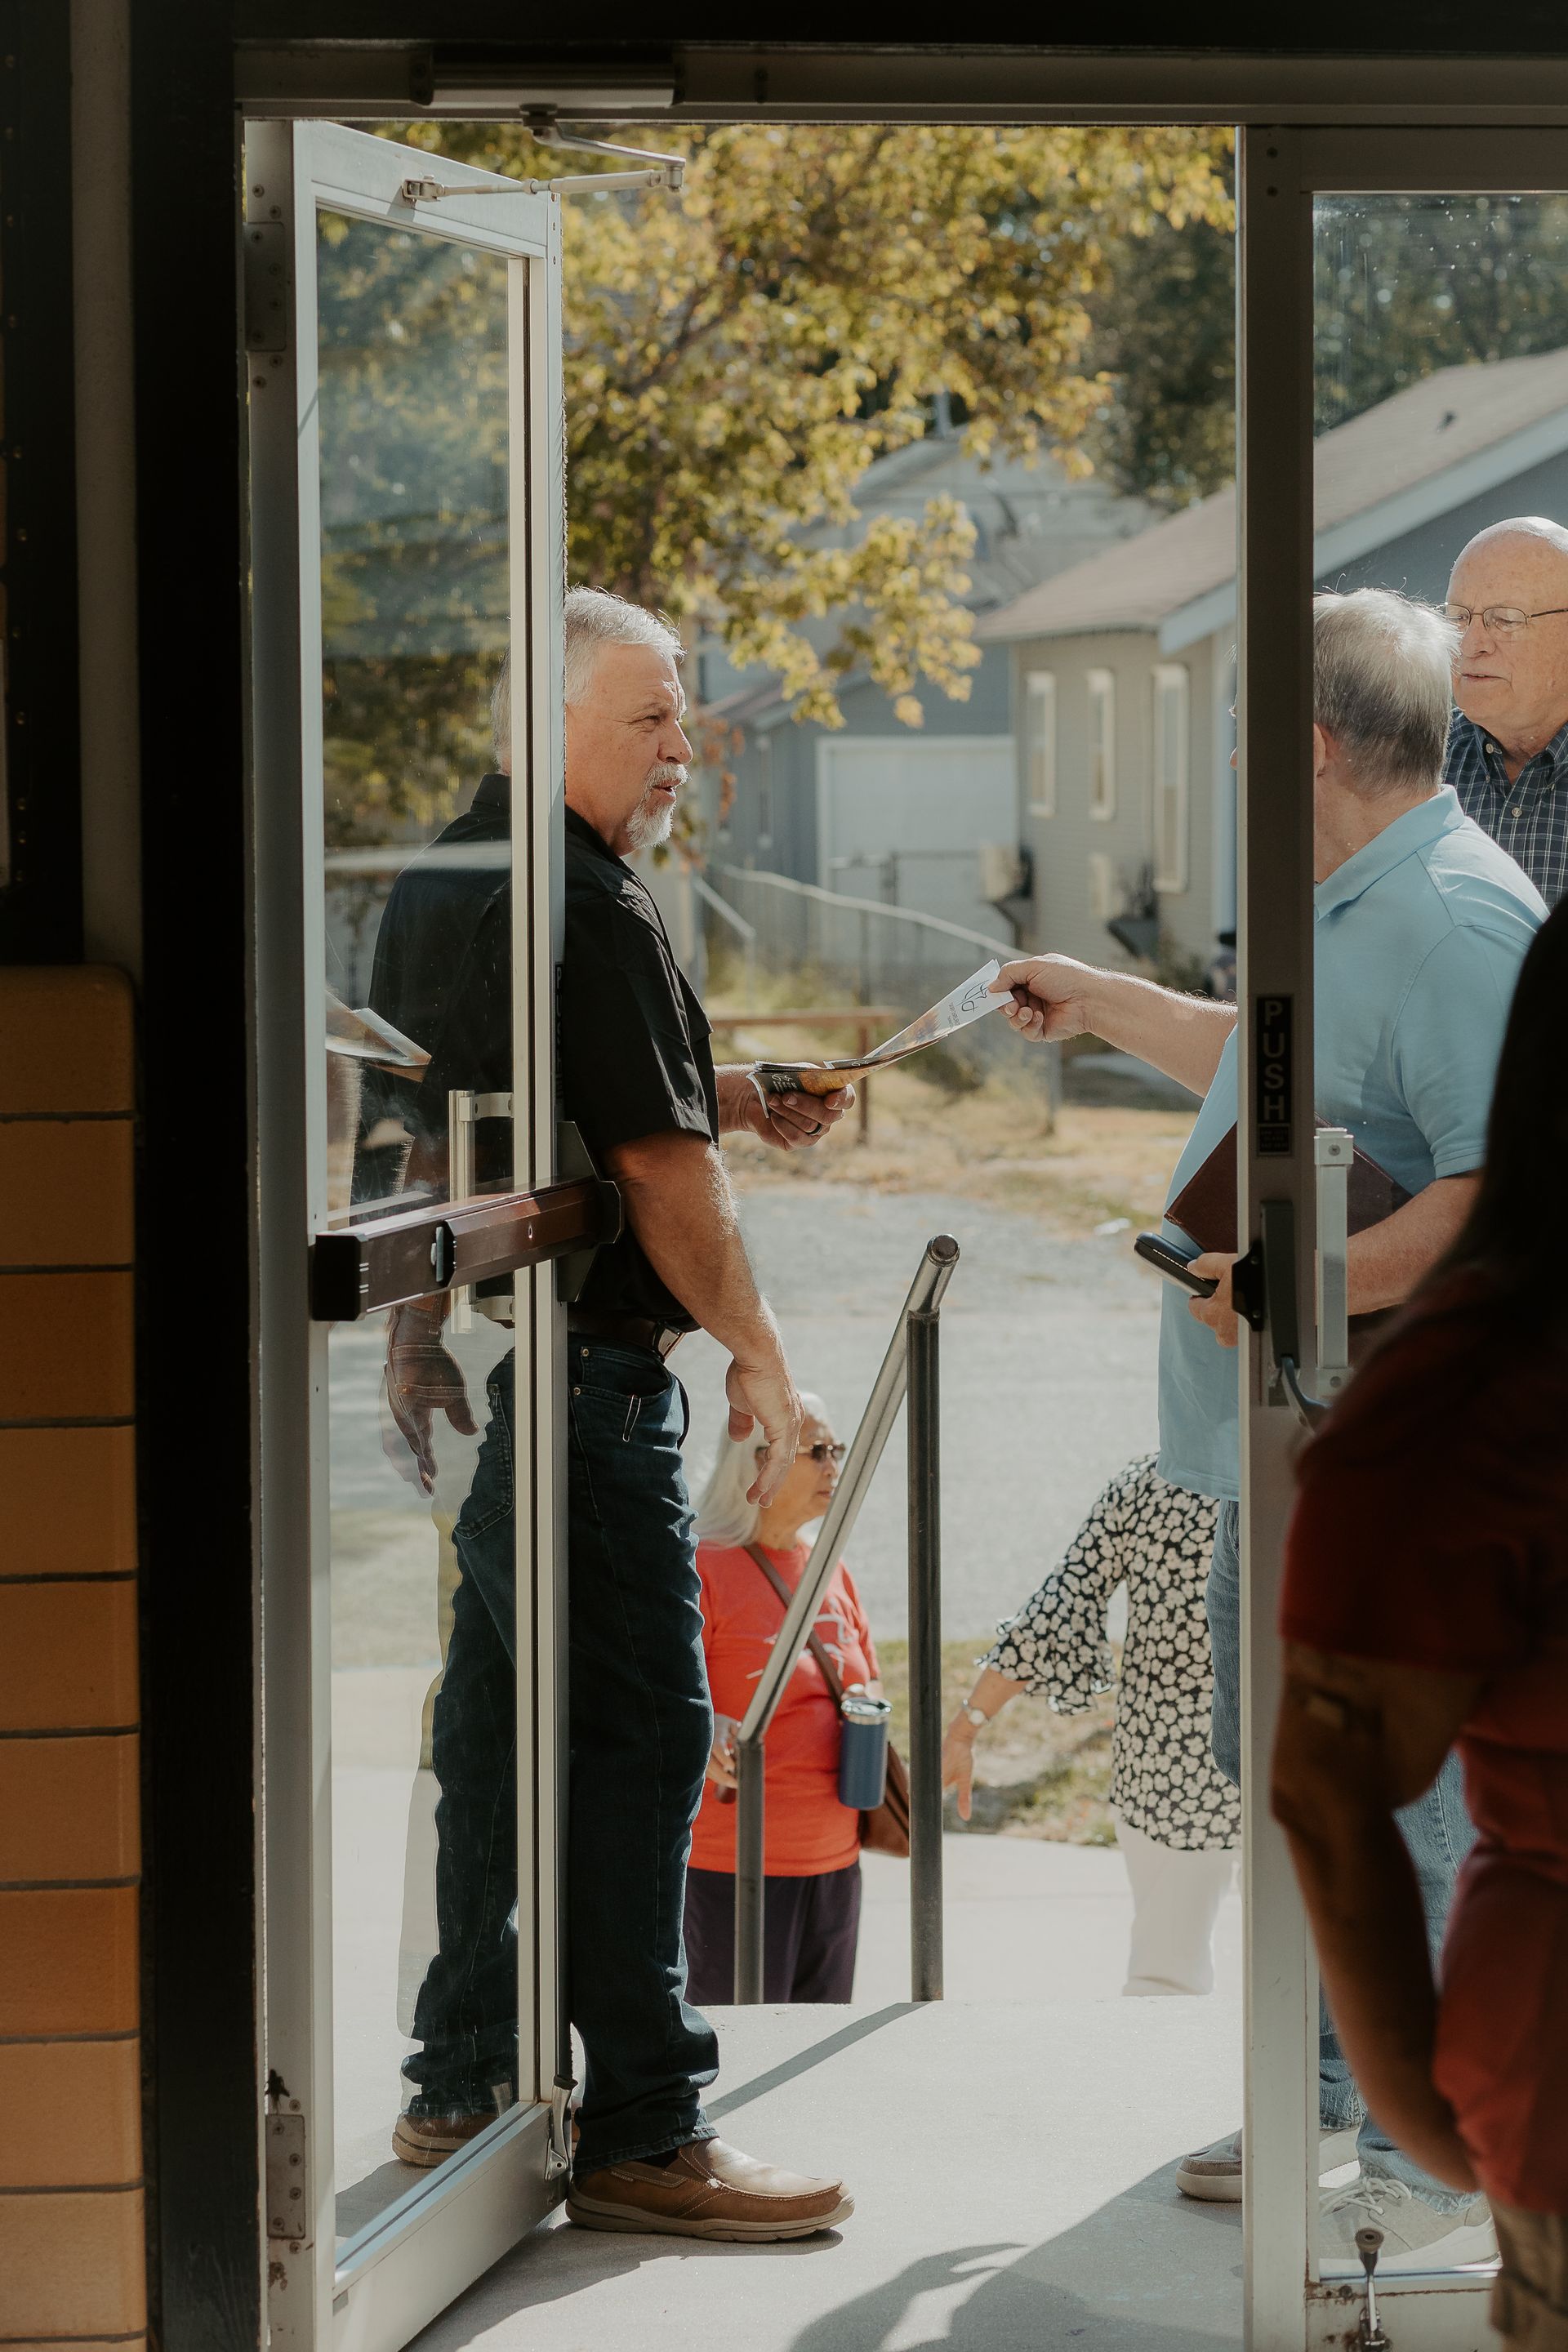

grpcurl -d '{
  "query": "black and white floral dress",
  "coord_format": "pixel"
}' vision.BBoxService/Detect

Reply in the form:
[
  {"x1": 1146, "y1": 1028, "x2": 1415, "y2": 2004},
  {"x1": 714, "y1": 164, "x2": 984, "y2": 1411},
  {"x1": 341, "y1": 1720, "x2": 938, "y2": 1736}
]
[{"x1": 982, "y1": 1454, "x2": 1240, "y2": 1852}]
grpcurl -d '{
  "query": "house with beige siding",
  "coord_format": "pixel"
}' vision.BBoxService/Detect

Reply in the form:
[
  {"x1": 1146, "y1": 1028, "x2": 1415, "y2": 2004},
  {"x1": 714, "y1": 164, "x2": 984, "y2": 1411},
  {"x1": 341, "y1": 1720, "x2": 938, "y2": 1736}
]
[{"x1": 978, "y1": 344, "x2": 1568, "y2": 976}]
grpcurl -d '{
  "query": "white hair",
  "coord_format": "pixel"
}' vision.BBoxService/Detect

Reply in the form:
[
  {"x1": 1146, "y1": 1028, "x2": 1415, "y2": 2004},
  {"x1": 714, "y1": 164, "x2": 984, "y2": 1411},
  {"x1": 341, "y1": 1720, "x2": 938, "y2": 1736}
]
[
  {"x1": 693, "y1": 1392, "x2": 833, "y2": 1551},
  {"x1": 564, "y1": 586, "x2": 684, "y2": 706},
  {"x1": 1313, "y1": 589, "x2": 1459, "y2": 795},
  {"x1": 488, "y1": 588, "x2": 684, "y2": 767}
]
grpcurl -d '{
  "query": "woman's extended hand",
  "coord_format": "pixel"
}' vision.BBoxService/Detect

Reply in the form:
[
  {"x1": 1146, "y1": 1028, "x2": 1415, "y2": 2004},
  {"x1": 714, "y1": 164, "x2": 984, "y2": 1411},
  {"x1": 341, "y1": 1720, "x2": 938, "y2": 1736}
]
[
  {"x1": 942, "y1": 1712, "x2": 978, "y2": 1822},
  {"x1": 707, "y1": 1713, "x2": 740, "y2": 1792}
]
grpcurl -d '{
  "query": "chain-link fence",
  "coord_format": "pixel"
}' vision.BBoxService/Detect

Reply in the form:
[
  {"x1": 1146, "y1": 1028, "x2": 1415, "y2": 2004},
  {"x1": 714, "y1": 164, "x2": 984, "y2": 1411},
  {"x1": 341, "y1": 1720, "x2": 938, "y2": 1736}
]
[{"x1": 704, "y1": 863, "x2": 1062, "y2": 1103}]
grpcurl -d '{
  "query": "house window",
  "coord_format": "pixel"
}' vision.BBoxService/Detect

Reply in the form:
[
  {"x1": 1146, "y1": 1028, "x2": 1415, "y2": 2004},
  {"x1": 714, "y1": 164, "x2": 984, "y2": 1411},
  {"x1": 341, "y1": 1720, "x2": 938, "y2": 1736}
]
[
  {"x1": 755, "y1": 733, "x2": 774, "y2": 852},
  {"x1": 1152, "y1": 663, "x2": 1190, "y2": 893},
  {"x1": 1025, "y1": 670, "x2": 1057, "y2": 815},
  {"x1": 1086, "y1": 668, "x2": 1116, "y2": 820}
]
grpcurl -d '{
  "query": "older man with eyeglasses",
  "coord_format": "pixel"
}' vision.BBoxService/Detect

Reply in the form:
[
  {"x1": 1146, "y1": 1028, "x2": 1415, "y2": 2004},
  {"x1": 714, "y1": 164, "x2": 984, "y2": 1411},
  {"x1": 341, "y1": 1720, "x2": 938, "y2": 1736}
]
[{"x1": 1444, "y1": 515, "x2": 1568, "y2": 905}]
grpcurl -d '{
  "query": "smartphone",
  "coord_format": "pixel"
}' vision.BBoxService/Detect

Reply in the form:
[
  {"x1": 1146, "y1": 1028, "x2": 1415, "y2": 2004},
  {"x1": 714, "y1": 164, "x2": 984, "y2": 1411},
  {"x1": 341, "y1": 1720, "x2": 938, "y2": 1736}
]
[{"x1": 1134, "y1": 1231, "x2": 1218, "y2": 1298}]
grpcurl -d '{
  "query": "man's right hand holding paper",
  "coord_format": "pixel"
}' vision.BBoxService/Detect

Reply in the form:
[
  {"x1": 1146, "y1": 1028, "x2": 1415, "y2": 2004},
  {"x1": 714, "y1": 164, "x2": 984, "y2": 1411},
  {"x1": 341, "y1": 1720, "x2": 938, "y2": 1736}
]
[
  {"x1": 991, "y1": 953, "x2": 1236, "y2": 1102},
  {"x1": 991, "y1": 952, "x2": 1101, "y2": 1045}
]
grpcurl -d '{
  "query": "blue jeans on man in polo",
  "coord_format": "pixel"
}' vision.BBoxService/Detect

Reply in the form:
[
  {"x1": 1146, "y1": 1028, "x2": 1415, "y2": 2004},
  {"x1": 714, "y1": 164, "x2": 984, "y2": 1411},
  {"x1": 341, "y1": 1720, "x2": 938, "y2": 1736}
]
[
  {"x1": 404, "y1": 1342, "x2": 719, "y2": 2177},
  {"x1": 1205, "y1": 1502, "x2": 1478, "y2": 2211}
]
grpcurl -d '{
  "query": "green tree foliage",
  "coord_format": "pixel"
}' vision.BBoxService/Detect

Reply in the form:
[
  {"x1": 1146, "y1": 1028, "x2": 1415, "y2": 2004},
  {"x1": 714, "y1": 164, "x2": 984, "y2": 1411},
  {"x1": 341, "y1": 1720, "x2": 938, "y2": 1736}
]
[
  {"x1": 1315, "y1": 194, "x2": 1568, "y2": 433},
  {"x1": 1080, "y1": 209, "x2": 1238, "y2": 510},
  {"x1": 394, "y1": 122, "x2": 1233, "y2": 726},
  {"x1": 314, "y1": 212, "x2": 511, "y2": 849},
  {"x1": 1077, "y1": 190, "x2": 1568, "y2": 515}
]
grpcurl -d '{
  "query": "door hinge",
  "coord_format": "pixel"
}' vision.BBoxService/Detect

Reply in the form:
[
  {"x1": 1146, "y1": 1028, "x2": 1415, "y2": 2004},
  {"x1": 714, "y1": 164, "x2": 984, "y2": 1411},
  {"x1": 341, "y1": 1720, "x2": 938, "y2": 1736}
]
[
  {"x1": 265, "y1": 2108, "x2": 308, "y2": 2240},
  {"x1": 244, "y1": 221, "x2": 289, "y2": 356}
]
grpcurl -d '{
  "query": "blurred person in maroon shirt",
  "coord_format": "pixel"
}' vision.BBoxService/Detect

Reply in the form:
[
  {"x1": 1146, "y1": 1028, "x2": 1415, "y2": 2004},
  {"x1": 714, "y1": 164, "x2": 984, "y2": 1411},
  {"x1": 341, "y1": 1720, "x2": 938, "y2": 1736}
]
[{"x1": 1273, "y1": 898, "x2": 1568, "y2": 2336}]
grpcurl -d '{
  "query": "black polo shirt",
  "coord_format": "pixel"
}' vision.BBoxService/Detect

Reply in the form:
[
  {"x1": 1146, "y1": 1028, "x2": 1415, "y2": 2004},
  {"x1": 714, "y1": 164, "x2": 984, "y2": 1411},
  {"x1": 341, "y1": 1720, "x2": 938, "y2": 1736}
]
[
  {"x1": 369, "y1": 773, "x2": 511, "y2": 1111},
  {"x1": 367, "y1": 779, "x2": 717, "y2": 1327},
  {"x1": 560, "y1": 806, "x2": 718, "y2": 1328}
]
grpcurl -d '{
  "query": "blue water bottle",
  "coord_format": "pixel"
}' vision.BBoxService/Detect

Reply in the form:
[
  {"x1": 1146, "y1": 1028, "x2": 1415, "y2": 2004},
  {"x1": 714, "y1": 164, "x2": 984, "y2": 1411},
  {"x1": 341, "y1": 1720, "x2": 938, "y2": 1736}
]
[{"x1": 838, "y1": 1690, "x2": 892, "y2": 1811}]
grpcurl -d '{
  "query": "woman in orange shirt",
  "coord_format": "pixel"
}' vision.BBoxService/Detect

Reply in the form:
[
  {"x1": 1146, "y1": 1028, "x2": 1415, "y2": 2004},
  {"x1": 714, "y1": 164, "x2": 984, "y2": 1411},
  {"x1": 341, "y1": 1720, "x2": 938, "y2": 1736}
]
[{"x1": 684, "y1": 1392, "x2": 881, "y2": 2004}]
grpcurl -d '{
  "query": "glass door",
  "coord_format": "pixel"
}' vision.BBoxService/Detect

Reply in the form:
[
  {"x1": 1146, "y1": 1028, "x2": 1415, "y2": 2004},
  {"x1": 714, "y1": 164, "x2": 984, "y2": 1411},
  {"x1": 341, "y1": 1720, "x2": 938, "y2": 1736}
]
[
  {"x1": 1237, "y1": 122, "x2": 1568, "y2": 2352},
  {"x1": 247, "y1": 121, "x2": 566, "y2": 2351}
]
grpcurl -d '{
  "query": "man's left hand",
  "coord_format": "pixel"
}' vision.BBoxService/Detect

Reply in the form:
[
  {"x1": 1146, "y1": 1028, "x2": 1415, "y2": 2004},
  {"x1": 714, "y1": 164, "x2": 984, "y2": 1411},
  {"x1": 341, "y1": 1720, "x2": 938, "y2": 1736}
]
[
  {"x1": 717, "y1": 1065, "x2": 853, "y2": 1151},
  {"x1": 1187, "y1": 1251, "x2": 1245, "y2": 1349}
]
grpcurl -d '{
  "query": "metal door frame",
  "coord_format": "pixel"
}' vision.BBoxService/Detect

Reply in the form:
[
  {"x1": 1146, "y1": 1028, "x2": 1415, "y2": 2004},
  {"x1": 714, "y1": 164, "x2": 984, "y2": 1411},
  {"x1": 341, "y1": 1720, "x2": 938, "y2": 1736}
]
[
  {"x1": 247, "y1": 117, "x2": 565, "y2": 2352},
  {"x1": 1236, "y1": 121, "x2": 1568, "y2": 2352},
  {"x1": 226, "y1": 83, "x2": 1561, "y2": 2352}
]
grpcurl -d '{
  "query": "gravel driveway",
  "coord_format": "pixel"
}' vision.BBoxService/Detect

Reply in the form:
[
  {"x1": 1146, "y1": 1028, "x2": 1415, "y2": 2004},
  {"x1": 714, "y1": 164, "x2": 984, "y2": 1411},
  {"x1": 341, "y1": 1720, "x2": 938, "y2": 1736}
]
[
  {"x1": 328, "y1": 1182, "x2": 1165, "y2": 1653},
  {"x1": 679, "y1": 1180, "x2": 1161, "y2": 1640}
]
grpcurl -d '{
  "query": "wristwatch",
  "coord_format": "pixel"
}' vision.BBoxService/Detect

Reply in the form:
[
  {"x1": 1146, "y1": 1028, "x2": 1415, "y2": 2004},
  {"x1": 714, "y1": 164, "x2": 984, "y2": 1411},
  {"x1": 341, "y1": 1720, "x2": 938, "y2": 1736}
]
[{"x1": 960, "y1": 1700, "x2": 989, "y2": 1730}]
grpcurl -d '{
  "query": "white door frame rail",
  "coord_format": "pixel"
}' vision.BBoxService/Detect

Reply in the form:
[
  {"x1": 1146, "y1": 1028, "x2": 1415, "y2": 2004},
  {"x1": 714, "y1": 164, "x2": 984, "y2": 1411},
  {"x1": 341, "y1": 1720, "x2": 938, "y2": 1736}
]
[
  {"x1": 247, "y1": 118, "x2": 566, "y2": 2352},
  {"x1": 1238, "y1": 122, "x2": 1568, "y2": 2352}
]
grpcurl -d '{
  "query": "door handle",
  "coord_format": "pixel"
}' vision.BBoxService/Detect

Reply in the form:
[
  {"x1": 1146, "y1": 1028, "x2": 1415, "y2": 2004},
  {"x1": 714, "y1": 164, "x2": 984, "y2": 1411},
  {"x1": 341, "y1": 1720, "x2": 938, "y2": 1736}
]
[
  {"x1": 1232, "y1": 1198, "x2": 1320, "y2": 1424},
  {"x1": 310, "y1": 1174, "x2": 618, "y2": 1321}
]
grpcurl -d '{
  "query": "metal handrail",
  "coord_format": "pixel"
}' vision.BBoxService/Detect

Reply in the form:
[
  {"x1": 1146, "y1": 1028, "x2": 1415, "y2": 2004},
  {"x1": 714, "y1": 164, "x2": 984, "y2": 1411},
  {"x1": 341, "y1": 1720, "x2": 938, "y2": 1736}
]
[
  {"x1": 733, "y1": 1232, "x2": 960, "y2": 2002},
  {"x1": 691, "y1": 871, "x2": 759, "y2": 1009},
  {"x1": 713, "y1": 861, "x2": 1010, "y2": 960}
]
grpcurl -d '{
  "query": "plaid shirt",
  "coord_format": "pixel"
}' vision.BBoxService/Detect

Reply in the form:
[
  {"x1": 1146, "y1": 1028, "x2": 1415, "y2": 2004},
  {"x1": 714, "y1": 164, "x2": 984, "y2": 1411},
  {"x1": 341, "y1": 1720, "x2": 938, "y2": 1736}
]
[{"x1": 1444, "y1": 711, "x2": 1568, "y2": 907}]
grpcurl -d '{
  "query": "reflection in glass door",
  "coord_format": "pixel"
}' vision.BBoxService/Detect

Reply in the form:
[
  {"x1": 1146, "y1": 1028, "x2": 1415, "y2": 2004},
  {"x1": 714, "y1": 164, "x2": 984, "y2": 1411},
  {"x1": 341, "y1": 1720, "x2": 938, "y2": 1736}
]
[
  {"x1": 1238, "y1": 126, "x2": 1568, "y2": 2352},
  {"x1": 250, "y1": 121, "x2": 564, "y2": 2352},
  {"x1": 316, "y1": 206, "x2": 519, "y2": 2251}
]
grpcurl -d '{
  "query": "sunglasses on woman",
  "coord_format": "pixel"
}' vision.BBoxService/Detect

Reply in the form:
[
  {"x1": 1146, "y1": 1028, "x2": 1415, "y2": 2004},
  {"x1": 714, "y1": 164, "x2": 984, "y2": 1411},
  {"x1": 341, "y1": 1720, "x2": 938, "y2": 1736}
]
[{"x1": 756, "y1": 1440, "x2": 846, "y2": 1464}]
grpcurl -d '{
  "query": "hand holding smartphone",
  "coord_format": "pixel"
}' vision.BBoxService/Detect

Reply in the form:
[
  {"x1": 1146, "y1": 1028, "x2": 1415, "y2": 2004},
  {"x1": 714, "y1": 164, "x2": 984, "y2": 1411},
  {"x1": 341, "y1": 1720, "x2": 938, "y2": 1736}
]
[{"x1": 1134, "y1": 1232, "x2": 1218, "y2": 1298}]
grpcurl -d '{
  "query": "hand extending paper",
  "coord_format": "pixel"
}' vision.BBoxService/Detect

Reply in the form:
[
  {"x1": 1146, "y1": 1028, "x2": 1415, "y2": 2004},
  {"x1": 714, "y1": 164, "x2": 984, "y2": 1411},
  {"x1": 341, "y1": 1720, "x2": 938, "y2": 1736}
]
[
  {"x1": 751, "y1": 960, "x2": 1006, "y2": 1097},
  {"x1": 860, "y1": 960, "x2": 1004, "y2": 1065}
]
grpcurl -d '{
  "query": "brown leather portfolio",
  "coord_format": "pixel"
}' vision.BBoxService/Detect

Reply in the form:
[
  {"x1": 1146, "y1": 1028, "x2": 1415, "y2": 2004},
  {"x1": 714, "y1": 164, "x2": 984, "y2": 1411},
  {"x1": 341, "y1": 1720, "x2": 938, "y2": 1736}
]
[{"x1": 1166, "y1": 1124, "x2": 1411, "y2": 1256}]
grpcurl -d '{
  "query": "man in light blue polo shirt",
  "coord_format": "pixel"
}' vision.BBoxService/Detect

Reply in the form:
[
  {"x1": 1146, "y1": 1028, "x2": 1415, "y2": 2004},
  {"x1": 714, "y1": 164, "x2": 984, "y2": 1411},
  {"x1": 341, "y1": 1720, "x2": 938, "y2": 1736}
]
[{"x1": 994, "y1": 589, "x2": 1544, "y2": 2269}]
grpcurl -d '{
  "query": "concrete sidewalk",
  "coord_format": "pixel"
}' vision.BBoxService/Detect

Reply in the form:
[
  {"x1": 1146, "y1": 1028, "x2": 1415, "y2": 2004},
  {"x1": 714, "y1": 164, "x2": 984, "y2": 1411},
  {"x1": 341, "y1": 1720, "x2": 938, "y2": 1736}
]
[
  {"x1": 331, "y1": 1753, "x2": 1242, "y2": 2254},
  {"x1": 855, "y1": 1838, "x2": 1241, "y2": 2007},
  {"x1": 410, "y1": 1999, "x2": 1245, "y2": 2352}
]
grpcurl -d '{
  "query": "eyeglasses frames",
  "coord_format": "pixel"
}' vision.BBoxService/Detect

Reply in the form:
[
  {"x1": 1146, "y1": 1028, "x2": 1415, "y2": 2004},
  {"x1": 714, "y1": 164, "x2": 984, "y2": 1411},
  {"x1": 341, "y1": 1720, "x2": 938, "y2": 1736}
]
[
  {"x1": 755, "y1": 1440, "x2": 846, "y2": 1465},
  {"x1": 1444, "y1": 603, "x2": 1568, "y2": 635}
]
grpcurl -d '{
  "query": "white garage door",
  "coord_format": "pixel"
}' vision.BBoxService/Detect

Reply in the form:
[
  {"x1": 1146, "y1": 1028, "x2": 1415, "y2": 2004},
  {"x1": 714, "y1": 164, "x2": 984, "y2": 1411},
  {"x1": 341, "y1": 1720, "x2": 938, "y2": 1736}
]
[{"x1": 816, "y1": 736, "x2": 1017, "y2": 940}]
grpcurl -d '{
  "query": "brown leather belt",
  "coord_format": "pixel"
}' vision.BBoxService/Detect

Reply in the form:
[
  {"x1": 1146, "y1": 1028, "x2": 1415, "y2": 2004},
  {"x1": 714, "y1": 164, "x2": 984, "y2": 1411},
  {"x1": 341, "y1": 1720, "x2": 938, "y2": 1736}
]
[{"x1": 567, "y1": 1307, "x2": 688, "y2": 1361}]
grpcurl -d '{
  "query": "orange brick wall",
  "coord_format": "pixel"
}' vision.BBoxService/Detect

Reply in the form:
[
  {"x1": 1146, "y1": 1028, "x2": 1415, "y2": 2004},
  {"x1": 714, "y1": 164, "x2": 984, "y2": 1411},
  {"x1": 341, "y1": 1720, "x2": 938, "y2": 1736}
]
[{"x1": 0, "y1": 969, "x2": 146, "y2": 2349}]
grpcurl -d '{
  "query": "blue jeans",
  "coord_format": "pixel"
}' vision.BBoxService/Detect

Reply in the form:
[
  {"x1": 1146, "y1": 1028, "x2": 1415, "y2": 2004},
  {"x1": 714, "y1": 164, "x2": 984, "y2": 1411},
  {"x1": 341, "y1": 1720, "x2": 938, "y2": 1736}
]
[
  {"x1": 405, "y1": 1343, "x2": 719, "y2": 2176},
  {"x1": 1205, "y1": 1501, "x2": 1478, "y2": 2211}
]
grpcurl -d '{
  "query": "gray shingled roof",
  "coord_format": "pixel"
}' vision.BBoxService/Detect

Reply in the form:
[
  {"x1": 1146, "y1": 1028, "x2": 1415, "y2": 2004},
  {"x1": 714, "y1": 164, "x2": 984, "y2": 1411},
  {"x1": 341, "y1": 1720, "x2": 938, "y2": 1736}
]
[{"x1": 976, "y1": 345, "x2": 1568, "y2": 644}]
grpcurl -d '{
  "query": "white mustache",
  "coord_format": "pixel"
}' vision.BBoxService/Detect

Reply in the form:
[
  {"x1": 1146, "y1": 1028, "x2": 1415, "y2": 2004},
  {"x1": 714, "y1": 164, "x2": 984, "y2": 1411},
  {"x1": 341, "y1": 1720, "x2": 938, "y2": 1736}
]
[{"x1": 646, "y1": 763, "x2": 686, "y2": 793}]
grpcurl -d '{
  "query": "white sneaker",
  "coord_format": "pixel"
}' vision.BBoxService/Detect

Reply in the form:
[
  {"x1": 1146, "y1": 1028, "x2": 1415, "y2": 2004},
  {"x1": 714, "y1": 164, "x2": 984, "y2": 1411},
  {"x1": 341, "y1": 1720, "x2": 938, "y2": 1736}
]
[
  {"x1": 1176, "y1": 2125, "x2": 1361, "y2": 2203},
  {"x1": 1318, "y1": 2173, "x2": 1496, "y2": 2274}
]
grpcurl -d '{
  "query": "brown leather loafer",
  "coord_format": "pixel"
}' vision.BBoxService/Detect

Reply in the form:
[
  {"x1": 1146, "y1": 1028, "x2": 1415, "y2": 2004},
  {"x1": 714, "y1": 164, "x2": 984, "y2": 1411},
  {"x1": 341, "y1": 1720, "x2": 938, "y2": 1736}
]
[
  {"x1": 391, "y1": 2108, "x2": 497, "y2": 2170},
  {"x1": 566, "y1": 2136, "x2": 853, "y2": 2240}
]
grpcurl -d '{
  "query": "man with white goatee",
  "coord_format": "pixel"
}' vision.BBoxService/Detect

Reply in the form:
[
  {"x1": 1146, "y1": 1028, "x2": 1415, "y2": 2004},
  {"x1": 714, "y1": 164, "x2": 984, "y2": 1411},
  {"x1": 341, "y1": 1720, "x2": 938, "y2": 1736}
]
[{"x1": 377, "y1": 587, "x2": 856, "y2": 2238}]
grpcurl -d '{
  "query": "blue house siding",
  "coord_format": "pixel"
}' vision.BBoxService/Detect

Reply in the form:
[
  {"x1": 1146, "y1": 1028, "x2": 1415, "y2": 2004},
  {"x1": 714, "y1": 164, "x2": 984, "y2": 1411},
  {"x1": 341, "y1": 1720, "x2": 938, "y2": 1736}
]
[
  {"x1": 713, "y1": 643, "x2": 1015, "y2": 880},
  {"x1": 1320, "y1": 448, "x2": 1568, "y2": 602}
]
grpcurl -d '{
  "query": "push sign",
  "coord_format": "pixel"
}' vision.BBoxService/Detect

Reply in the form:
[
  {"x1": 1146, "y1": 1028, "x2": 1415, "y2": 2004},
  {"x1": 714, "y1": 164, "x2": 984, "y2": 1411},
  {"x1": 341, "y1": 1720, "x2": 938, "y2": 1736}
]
[{"x1": 1256, "y1": 995, "x2": 1293, "y2": 1156}]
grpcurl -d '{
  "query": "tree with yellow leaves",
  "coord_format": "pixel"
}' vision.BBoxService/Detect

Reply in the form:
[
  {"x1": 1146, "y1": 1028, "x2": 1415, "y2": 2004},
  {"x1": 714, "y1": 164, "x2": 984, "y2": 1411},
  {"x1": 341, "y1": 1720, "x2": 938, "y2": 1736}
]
[{"x1": 399, "y1": 122, "x2": 1232, "y2": 729}]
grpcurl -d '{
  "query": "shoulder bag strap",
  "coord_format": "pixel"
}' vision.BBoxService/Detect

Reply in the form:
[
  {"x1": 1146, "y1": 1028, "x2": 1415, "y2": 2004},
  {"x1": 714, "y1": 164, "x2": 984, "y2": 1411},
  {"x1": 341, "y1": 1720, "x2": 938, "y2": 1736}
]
[{"x1": 742, "y1": 1544, "x2": 845, "y2": 1706}]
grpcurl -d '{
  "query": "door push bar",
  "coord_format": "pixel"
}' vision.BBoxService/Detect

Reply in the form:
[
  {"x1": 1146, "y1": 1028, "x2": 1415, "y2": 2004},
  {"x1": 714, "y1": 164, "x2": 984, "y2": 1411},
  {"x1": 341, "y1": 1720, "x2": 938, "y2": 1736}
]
[
  {"x1": 310, "y1": 1173, "x2": 620, "y2": 1322},
  {"x1": 1231, "y1": 1129, "x2": 1353, "y2": 1429},
  {"x1": 733, "y1": 1233, "x2": 960, "y2": 2007}
]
